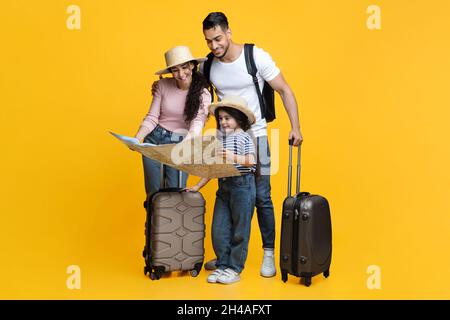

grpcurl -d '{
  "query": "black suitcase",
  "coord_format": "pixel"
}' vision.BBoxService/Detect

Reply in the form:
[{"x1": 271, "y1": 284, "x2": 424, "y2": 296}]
[
  {"x1": 279, "y1": 140, "x2": 332, "y2": 286},
  {"x1": 143, "y1": 165, "x2": 205, "y2": 280}
]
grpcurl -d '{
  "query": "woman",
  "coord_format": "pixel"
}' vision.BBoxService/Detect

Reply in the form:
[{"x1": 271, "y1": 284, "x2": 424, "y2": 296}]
[{"x1": 134, "y1": 46, "x2": 211, "y2": 195}]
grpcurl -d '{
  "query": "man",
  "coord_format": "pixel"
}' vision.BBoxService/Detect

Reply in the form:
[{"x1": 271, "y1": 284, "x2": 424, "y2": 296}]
[{"x1": 201, "y1": 12, "x2": 303, "y2": 277}]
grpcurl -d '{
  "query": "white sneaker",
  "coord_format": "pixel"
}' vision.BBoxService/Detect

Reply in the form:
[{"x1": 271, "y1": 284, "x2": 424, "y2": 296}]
[
  {"x1": 204, "y1": 258, "x2": 217, "y2": 270},
  {"x1": 217, "y1": 268, "x2": 240, "y2": 284},
  {"x1": 260, "y1": 251, "x2": 276, "y2": 277},
  {"x1": 207, "y1": 269, "x2": 223, "y2": 283}
]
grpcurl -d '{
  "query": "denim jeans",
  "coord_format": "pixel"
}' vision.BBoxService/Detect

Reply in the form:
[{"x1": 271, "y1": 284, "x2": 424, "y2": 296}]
[
  {"x1": 142, "y1": 125, "x2": 188, "y2": 196},
  {"x1": 212, "y1": 174, "x2": 256, "y2": 273},
  {"x1": 255, "y1": 136, "x2": 275, "y2": 249}
]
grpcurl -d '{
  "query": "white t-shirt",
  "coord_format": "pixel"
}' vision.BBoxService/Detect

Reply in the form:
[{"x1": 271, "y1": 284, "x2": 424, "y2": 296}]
[{"x1": 201, "y1": 46, "x2": 280, "y2": 137}]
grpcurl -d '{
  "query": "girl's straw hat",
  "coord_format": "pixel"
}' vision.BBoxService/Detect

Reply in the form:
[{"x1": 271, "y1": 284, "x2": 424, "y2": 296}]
[
  {"x1": 155, "y1": 46, "x2": 207, "y2": 75},
  {"x1": 209, "y1": 95, "x2": 256, "y2": 125}
]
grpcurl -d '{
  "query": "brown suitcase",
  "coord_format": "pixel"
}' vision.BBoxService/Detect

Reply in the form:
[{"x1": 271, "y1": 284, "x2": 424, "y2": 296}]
[
  {"x1": 143, "y1": 165, "x2": 205, "y2": 280},
  {"x1": 280, "y1": 140, "x2": 332, "y2": 286}
]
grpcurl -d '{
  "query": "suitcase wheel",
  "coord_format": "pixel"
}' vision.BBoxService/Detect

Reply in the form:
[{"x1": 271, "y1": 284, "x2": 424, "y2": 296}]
[
  {"x1": 324, "y1": 269, "x2": 330, "y2": 278},
  {"x1": 150, "y1": 266, "x2": 165, "y2": 280},
  {"x1": 144, "y1": 266, "x2": 149, "y2": 275},
  {"x1": 281, "y1": 271, "x2": 288, "y2": 283},
  {"x1": 142, "y1": 247, "x2": 147, "y2": 258},
  {"x1": 190, "y1": 262, "x2": 203, "y2": 277},
  {"x1": 150, "y1": 272, "x2": 162, "y2": 280},
  {"x1": 303, "y1": 276, "x2": 312, "y2": 287},
  {"x1": 190, "y1": 269, "x2": 199, "y2": 277}
]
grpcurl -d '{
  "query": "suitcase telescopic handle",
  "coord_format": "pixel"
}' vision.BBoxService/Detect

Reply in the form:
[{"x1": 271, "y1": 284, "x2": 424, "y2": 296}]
[
  {"x1": 178, "y1": 170, "x2": 183, "y2": 189},
  {"x1": 160, "y1": 164, "x2": 165, "y2": 189},
  {"x1": 159, "y1": 163, "x2": 184, "y2": 189},
  {"x1": 288, "y1": 139, "x2": 301, "y2": 197}
]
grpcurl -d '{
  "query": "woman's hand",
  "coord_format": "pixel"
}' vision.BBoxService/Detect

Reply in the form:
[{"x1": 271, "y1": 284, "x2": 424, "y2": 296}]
[
  {"x1": 127, "y1": 137, "x2": 141, "y2": 150},
  {"x1": 131, "y1": 137, "x2": 141, "y2": 144}
]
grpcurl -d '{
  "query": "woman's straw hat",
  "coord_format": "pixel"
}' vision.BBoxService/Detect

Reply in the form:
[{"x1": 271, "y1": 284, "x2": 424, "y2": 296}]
[
  {"x1": 155, "y1": 46, "x2": 207, "y2": 75},
  {"x1": 209, "y1": 95, "x2": 256, "y2": 125}
]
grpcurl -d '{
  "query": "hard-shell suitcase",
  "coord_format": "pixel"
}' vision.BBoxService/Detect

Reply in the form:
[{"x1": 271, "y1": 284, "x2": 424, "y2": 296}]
[
  {"x1": 143, "y1": 165, "x2": 205, "y2": 280},
  {"x1": 279, "y1": 140, "x2": 332, "y2": 286}
]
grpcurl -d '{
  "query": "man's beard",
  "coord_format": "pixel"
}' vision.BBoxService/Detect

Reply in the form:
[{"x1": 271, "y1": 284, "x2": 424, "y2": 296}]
[{"x1": 214, "y1": 43, "x2": 230, "y2": 59}]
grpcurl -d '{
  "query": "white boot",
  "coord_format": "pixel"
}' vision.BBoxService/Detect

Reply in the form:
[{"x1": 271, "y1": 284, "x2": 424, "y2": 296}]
[{"x1": 260, "y1": 249, "x2": 276, "y2": 277}]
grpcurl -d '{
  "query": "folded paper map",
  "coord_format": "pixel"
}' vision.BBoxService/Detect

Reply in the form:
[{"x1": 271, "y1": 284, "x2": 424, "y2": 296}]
[{"x1": 110, "y1": 132, "x2": 241, "y2": 179}]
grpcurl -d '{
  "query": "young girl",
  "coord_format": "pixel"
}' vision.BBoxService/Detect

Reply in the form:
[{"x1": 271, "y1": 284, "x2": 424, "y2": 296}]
[{"x1": 186, "y1": 95, "x2": 257, "y2": 284}]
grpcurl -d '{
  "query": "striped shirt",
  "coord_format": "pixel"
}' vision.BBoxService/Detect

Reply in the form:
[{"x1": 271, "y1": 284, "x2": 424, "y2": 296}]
[{"x1": 218, "y1": 129, "x2": 256, "y2": 174}]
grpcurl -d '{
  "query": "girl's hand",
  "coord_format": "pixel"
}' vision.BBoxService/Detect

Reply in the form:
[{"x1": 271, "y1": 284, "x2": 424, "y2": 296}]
[
  {"x1": 184, "y1": 185, "x2": 200, "y2": 192},
  {"x1": 217, "y1": 148, "x2": 235, "y2": 163}
]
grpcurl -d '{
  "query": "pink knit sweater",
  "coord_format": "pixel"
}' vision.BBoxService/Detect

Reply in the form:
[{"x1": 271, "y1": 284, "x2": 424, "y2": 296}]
[{"x1": 138, "y1": 78, "x2": 211, "y2": 138}]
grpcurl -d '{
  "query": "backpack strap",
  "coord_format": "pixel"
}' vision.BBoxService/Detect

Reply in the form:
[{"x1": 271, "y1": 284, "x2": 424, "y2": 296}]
[
  {"x1": 203, "y1": 52, "x2": 216, "y2": 101},
  {"x1": 244, "y1": 43, "x2": 266, "y2": 119}
]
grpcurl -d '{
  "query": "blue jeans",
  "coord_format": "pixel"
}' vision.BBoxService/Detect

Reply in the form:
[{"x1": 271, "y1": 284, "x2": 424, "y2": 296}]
[
  {"x1": 212, "y1": 174, "x2": 256, "y2": 273},
  {"x1": 142, "y1": 125, "x2": 188, "y2": 195},
  {"x1": 255, "y1": 136, "x2": 275, "y2": 249}
]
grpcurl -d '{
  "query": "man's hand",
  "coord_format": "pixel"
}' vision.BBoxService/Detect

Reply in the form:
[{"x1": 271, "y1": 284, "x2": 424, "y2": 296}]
[
  {"x1": 151, "y1": 81, "x2": 158, "y2": 95},
  {"x1": 289, "y1": 128, "x2": 303, "y2": 146}
]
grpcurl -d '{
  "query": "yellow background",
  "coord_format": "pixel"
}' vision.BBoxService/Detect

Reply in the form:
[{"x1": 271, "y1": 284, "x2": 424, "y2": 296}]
[{"x1": 1, "y1": 0, "x2": 449, "y2": 299}]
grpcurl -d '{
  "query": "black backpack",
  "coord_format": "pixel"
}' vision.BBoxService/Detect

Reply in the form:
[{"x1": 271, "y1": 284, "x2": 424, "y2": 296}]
[{"x1": 203, "y1": 43, "x2": 276, "y2": 122}]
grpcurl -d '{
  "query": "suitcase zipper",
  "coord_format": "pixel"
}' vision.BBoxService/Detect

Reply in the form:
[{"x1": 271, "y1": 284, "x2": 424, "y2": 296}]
[{"x1": 292, "y1": 198, "x2": 300, "y2": 276}]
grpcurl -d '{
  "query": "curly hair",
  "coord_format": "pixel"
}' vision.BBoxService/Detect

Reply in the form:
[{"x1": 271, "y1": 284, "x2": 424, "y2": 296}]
[{"x1": 184, "y1": 62, "x2": 210, "y2": 125}]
